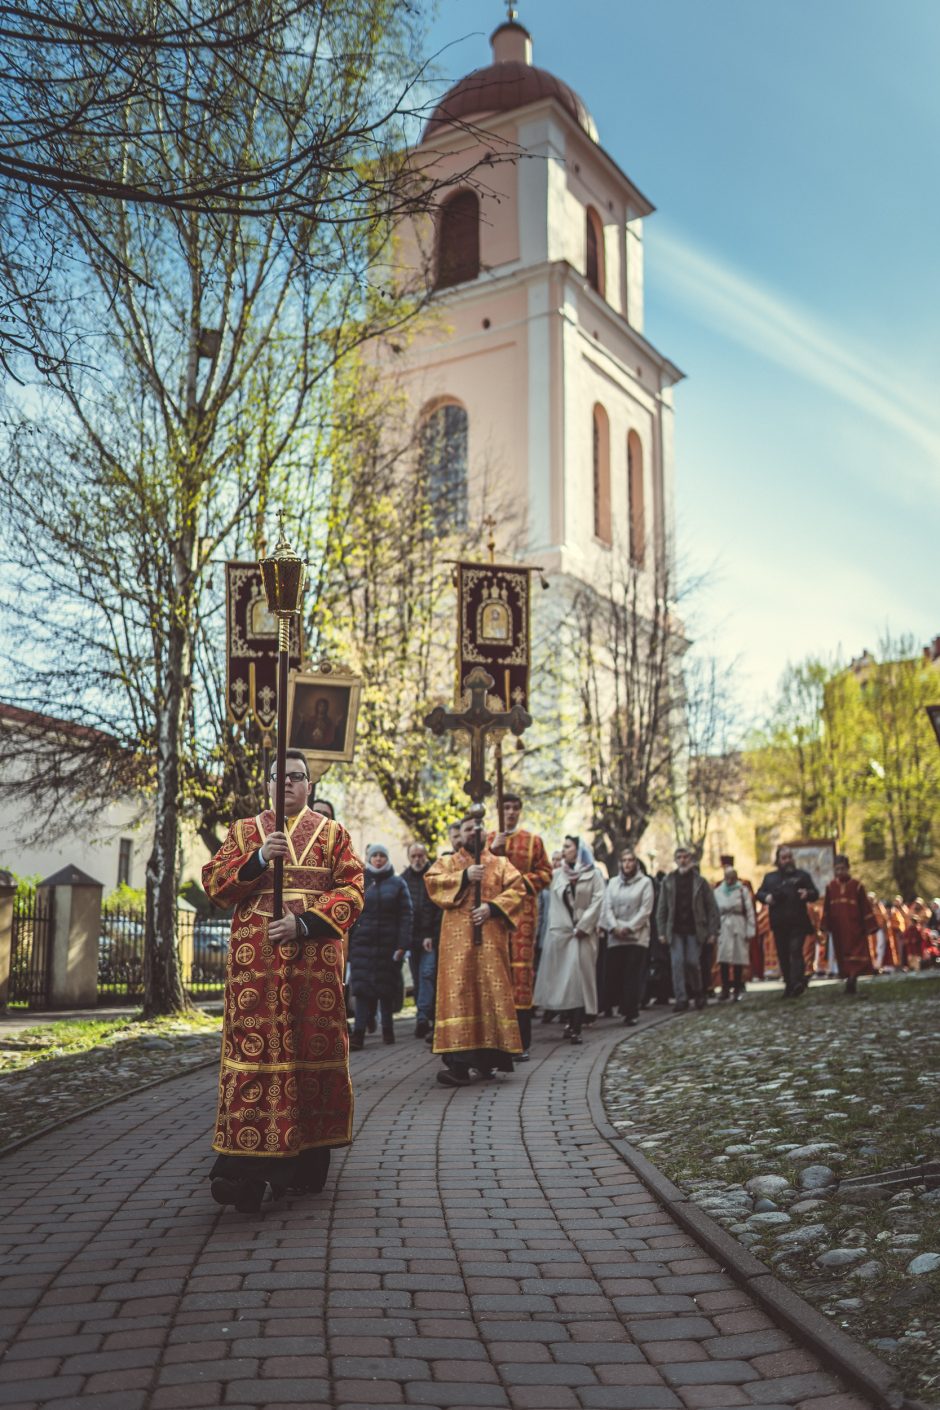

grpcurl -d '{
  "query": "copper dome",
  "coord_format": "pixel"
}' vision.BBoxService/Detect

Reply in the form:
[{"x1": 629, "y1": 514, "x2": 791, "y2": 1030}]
[{"x1": 422, "y1": 22, "x2": 598, "y2": 144}]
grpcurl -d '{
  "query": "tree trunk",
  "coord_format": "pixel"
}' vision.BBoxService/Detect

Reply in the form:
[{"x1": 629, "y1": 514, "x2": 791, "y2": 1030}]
[
  {"x1": 892, "y1": 850, "x2": 919, "y2": 905},
  {"x1": 143, "y1": 614, "x2": 193, "y2": 1017}
]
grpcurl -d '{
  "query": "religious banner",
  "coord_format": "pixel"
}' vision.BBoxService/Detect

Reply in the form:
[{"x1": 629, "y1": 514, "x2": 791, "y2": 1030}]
[
  {"x1": 456, "y1": 561, "x2": 531, "y2": 709},
  {"x1": 225, "y1": 561, "x2": 302, "y2": 730}
]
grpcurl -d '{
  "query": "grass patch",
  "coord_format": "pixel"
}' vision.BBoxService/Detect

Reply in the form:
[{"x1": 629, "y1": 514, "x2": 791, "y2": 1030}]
[
  {"x1": 0, "y1": 1010, "x2": 221, "y2": 1073},
  {"x1": 604, "y1": 974, "x2": 940, "y2": 1407}
]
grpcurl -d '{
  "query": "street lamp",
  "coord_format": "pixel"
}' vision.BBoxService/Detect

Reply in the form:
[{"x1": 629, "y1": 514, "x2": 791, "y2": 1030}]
[{"x1": 259, "y1": 525, "x2": 306, "y2": 918}]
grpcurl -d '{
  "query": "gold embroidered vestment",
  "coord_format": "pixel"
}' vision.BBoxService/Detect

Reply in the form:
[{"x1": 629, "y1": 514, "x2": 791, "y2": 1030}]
[
  {"x1": 426, "y1": 848, "x2": 525, "y2": 1056},
  {"x1": 203, "y1": 806, "x2": 364, "y2": 1157}
]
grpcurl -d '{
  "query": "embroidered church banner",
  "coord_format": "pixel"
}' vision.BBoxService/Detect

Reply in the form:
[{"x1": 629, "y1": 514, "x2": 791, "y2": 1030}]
[
  {"x1": 456, "y1": 561, "x2": 531, "y2": 709},
  {"x1": 225, "y1": 561, "x2": 303, "y2": 730}
]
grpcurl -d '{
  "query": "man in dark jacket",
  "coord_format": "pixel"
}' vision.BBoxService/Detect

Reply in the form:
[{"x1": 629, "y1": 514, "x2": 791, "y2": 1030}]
[
  {"x1": 757, "y1": 845, "x2": 819, "y2": 998},
  {"x1": 401, "y1": 841, "x2": 442, "y2": 1039},
  {"x1": 656, "y1": 846, "x2": 720, "y2": 1012},
  {"x1": 348, "y1": 844, "x2": 413, "y2": 1048}
]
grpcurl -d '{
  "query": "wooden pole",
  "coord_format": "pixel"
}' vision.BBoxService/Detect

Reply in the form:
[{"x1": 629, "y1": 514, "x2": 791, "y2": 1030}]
[
  {"x1": 471, "y1": 806, "x2": 484, "y2": 947},
  {"x1": 495, "y1": 739, "x2": 506, "y2": 836},
  {"x1": 272, "y1": 617, "x2": 290, "y2": 919}
]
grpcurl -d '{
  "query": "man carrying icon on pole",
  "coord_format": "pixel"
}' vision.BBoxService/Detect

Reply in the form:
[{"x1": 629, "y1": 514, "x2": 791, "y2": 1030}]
[{"x1": 202, "y1": 748, "x2": 364, "y2": 1211}]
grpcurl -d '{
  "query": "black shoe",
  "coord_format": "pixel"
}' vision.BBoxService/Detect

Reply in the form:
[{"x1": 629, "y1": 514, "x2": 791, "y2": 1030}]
[
  {"x1": 367, "y1": 1016, "x2": 377, "y2": 1034},
  {"x1": 845, "y1": 975, "x2": 858, "y2": 994},
  {"x1": 350, "y1": 1031, "x2": 364, "y2": 1050},
  {"x1": 516, "y1": 1050, "x2": 530, "y2": 1062},
  {"x1": 540, "y1": 1011, "x2": 556, "y2": 1025},
  {"x1": 210, "y1": 1177, "x2": 265, "y2": 1213},
  {"x1": 293, "y1": 1148, "x2": 331, "y2": 1195},
  {"x1": 694, "y1": 995, "x2": 706, "y2": 1010},
  {"x1": 793, "y1": 981, "x2": 806, "y2": 997},
  {"x1": 623, "y1": 1016, "x2": 638, "y2": 1027},
  {"x1": 718, "y1": 991, "x2": 730, "y2": 1001},
  {"x1": 415, "y1": 1017, "x2": 430, "y2": 1038},
  {"x1": 436, "y1": 1069, "x2": 471, "y2": 1087},
  {"x1": 382, "y1": 1028, "x2": 395, "y2": 1044},
  {"x1": 674, "y1": 1000, "x2": 689, "y2": 1012}
]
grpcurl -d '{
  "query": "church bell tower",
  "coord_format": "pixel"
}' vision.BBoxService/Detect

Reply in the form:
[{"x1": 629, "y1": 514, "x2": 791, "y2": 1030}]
[{"x1": 397, "y1": 12, "x2": 683, "y2": 590}]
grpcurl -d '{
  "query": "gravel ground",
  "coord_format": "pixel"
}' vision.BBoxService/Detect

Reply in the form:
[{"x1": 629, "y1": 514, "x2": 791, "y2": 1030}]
[
  {"x1": 0, "y1": 1012, "x2": 222, "y2": 1150},
  {"x1": 604, "y1": 973, "x2": 940, "y2": 1408}
]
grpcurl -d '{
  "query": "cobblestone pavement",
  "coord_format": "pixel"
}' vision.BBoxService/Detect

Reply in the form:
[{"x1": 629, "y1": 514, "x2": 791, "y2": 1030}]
[{"x1": 0, "y1": 1013, "x2": 872, "y2": 1410}]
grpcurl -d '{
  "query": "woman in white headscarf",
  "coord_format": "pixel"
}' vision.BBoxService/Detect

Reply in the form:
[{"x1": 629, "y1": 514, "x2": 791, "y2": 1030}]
[{"x1": 533, "y1": 836, "x2": 606, "y2": 1043}]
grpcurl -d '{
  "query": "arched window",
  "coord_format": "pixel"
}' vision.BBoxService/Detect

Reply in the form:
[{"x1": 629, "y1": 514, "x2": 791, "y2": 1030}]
[
  {"x1": 435, "y1": 190, "x2": 480, "y2": 290},
  {"x1": 592, "y1": 404, "x2": 611, "y2": 545},
  {"x1": 627, "y1": 430, "x2": 645, "y2": 566},
  {"x1": 418, "y1": 402, "x2": 468, "y2": 531},
  {"x1": 585, "y1": 206, "x2": 605, "y2": 296}
]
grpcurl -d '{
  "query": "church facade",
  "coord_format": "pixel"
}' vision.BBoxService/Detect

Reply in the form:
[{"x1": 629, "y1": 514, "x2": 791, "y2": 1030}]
[{"x1": 396, "y1": 17, "x2": 682, "y2": 591}]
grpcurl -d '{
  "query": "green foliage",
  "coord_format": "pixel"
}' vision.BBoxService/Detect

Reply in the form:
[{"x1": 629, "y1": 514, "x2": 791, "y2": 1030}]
[
  {"x1": 12, "y1": 872, "x2": 42, "y2": 901},
  {"x1": 103, "y1": 882, "x2": 147, "y2": 912},
  {"x1": 748, "y1": 638, "x2": 940, "y2": 897}
]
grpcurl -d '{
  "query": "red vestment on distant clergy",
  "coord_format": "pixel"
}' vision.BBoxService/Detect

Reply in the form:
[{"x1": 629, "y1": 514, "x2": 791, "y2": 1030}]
[
  {"x1": 822, "y1": 876, "x2": 876, "y2": 979},
  {"x1": 203, "y1": 806, "x2": 364, "y2": 1158},
  {"x1": 487, "y1": 829, "x2": 552, "y2": 1009}
]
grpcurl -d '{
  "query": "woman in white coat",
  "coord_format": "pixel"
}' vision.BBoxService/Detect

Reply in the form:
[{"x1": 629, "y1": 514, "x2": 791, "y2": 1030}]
[
  {"x1": 533, "y1": 836, "x2": 606, "y2": 1043},
  {"x1": 714, "y1": 864, "x2": 757, "y2": 1001}
]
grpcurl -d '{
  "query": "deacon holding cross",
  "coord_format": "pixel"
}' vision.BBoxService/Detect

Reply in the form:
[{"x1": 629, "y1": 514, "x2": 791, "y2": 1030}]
[
  {"x1": 425, "y1": 811, "x2": 526, "y2": 1086},
  {"x1": 202, "y1": 748, "x2": 364, "y2": 1212}
]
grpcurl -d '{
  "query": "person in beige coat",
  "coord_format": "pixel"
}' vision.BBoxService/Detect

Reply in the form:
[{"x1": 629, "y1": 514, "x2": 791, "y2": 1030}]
[
  {"x1": 714, "y1": 864, "x2": 757, "y2": 1001},
  {"x1": 533, "y1": 836, "x2": 606, "y2": 1043}
]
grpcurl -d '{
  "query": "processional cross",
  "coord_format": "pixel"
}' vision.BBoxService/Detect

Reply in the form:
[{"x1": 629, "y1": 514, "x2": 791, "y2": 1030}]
[
  {"x1": 425, "y1": 665, "x2": 531, "y2": 803},
  {"x1": 424, "y1": 666, "x2": 531, "y2": 944}
]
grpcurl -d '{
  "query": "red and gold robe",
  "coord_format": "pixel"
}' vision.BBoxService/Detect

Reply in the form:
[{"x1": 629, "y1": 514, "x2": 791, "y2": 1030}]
[
  {"x1": 202, "y1": 806, "x2": 364, "y2": 1158},
  {"x1": 426, "y1": 847, "x2": 526, "y2": 1057},
  {"x1": 488, "y1": 828, "x2": 552, "y2": 1009},
  {"x1": 823, "y1": 876, "x2": 876, "y2": 978}
]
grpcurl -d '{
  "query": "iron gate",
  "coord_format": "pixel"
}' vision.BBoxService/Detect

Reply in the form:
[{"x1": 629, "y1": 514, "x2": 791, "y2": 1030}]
[{"x1": 9, "y1": 887, "x2": 54, "y2": 1007}]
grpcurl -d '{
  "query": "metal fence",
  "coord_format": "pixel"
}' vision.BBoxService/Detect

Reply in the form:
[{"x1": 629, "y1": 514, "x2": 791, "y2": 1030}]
[
  {"x1": 9, "y1": 887, "x2": 54, "y2": 1007},
  {"x1": 98, "y1": 908, "x2": 230, "y2": 1003}
]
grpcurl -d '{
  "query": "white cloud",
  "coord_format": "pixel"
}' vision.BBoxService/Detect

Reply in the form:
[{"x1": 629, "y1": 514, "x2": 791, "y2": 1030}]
[{"x1": 651, "y1": 227, "x2": 940, "y2": 483}]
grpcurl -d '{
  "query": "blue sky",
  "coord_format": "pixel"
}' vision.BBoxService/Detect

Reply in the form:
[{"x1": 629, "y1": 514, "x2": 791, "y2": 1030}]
[{"x1": 424, "y1": 0, "x2": 940, "y2": 712}]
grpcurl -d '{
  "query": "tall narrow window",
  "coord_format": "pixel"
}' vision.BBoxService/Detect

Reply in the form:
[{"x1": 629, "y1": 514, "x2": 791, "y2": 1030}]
[
  {"x1": 117, "y1": 838, "x2": 133, "y2": 887},
  {"x1": 627, "y1": 430, "x2": 645, "y2": 567},
  {"x1": 435, "y1": 190, "x2": 480, "y2": 290},
  {"x1": 419, "y1": 402, "x2": 468, "y2": 531},
  {"x1": 586, "y1": 206, "x2": 605, "y2": 296},
  {"x1": 592, "y1": 404, "x2": 611, "y2": 545}
]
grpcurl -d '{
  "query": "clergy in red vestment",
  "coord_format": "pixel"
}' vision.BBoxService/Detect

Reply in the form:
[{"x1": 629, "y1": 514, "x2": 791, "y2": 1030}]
[
  {"x1": 822, "y1": 854, "x2": 877, "y2": 994},
  {"x1": 203, "y1": 748, "x2": 364, "y2": 1212},
  {"x1": 488, "y1": 793, "x2": 552, "y2": 1059}
]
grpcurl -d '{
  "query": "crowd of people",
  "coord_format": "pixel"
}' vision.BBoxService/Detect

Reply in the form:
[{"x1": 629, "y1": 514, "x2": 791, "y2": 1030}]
[
  {"x1": 201, "y1": 750, "x2": 939, "y2": 1211},
  {"x1": 346, "y1": 823, "x2": 940, "y2": 1065}
]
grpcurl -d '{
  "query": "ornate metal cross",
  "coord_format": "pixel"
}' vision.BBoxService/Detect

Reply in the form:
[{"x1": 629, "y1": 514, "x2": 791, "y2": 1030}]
[{"x1": 424, "y1": 666, "x2": 531, "y2": 803}]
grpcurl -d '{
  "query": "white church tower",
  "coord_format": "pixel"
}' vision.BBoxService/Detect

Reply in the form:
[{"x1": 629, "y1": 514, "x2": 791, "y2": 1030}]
[{"x1": 398, "y1": 13, "x2": 683, "y2": 586}]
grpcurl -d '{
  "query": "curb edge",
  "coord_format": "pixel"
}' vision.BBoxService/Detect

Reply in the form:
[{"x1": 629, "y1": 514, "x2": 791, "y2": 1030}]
[{"x1": 586, "y1": 1024, "x2": 909, "y2": 1410}]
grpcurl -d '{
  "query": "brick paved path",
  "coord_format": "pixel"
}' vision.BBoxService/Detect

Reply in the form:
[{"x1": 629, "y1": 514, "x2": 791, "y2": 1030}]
[{"x1": 0, "y1": 1014, "x2": 871, "y2": 1410}]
